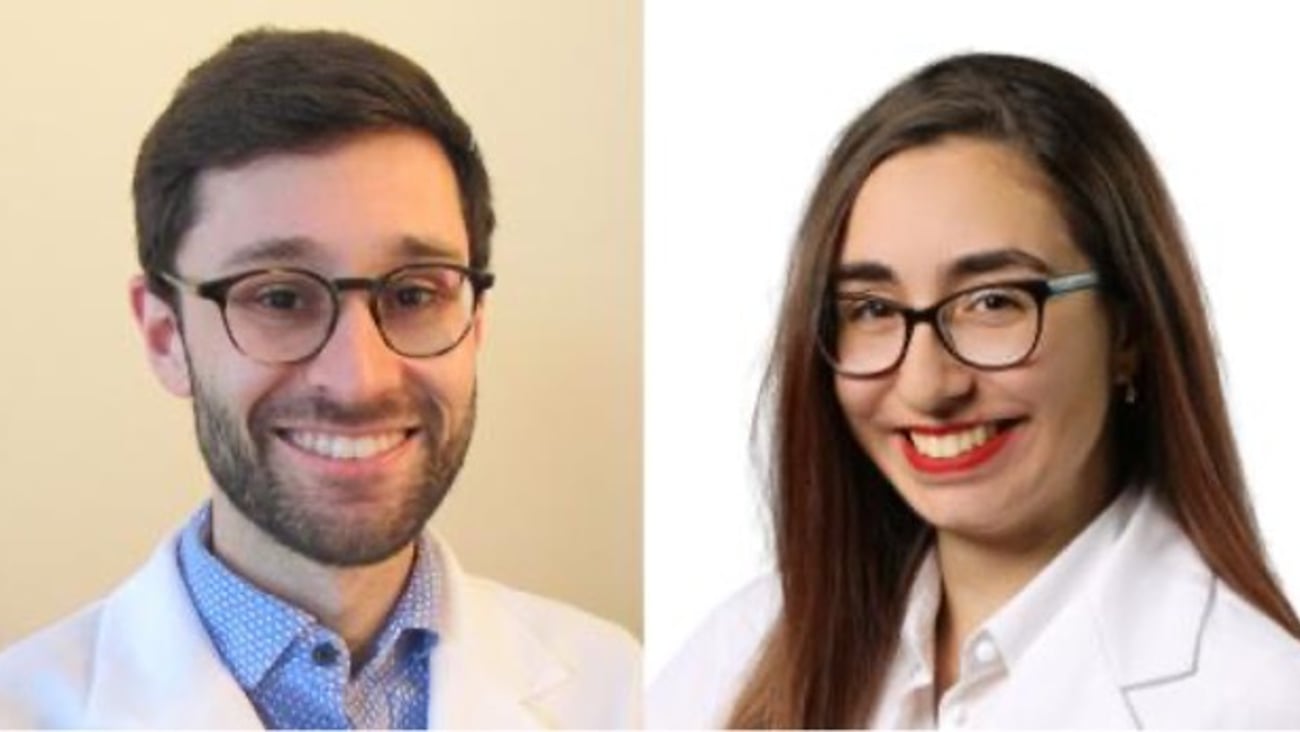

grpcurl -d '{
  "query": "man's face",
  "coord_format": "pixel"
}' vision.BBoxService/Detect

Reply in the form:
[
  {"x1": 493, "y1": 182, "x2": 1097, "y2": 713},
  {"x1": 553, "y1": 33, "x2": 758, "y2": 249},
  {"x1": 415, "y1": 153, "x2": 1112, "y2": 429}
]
[{"x1": 140, "y1": 129, "x2": 482, "y2": 566}]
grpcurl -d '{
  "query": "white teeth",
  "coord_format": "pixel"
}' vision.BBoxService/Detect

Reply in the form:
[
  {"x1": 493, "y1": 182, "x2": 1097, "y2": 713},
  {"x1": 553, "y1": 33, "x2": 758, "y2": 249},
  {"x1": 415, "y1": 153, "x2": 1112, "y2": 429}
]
[
  {"x1": 910, "y1": 423, "x2": 998, "y2": 459},
  {"x1": 286, "y1": 431, "x2": 407, "y2": 460}
]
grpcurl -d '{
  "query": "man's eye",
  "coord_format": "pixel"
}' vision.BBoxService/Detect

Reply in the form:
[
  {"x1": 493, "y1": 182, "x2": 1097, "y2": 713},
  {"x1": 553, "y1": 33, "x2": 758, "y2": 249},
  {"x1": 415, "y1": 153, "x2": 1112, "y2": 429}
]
[
  {"x1": 392, "y1": 285, "x2": 441, "y2": 309},
  {"x1": 255, "y1": 288, "x2": 305, "y2": 310}
]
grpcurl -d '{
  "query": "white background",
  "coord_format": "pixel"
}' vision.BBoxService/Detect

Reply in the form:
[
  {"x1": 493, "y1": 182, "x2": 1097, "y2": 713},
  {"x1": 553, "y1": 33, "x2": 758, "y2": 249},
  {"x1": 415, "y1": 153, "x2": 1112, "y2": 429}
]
[{"x1": 645, "y1": 1, "x2": 1300, "y2": 677}]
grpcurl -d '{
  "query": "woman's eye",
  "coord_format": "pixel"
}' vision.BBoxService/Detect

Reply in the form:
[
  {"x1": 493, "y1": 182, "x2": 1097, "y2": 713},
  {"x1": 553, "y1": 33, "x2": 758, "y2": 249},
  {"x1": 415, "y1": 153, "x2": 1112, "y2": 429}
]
[
  {"x1": 967, "y1": 288, "x2": 1027, "y2": 312},
  {"x1": 843, "y1": 297, "x2": 897, "y2": 322},
  {"x1": 975, "y1": 292, "x2": 1014, "y2": 310},
  {"x1": 952, "y1": 287, "x2": 1035, "y2": 325}
]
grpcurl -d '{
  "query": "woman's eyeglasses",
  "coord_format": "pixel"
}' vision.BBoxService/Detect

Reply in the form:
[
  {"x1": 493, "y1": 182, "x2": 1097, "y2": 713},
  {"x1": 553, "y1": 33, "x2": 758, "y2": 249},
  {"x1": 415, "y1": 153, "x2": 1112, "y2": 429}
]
[{"x1": 820, "y1": 271, "x2": 1100, "y2": 377}]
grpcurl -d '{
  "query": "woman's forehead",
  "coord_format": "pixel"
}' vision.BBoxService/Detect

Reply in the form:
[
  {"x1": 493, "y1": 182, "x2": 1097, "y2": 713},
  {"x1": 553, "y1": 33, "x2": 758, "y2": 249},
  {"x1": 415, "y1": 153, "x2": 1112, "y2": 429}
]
[{"x1": 838, "y1": 137, "x2": 1087, "y2": 293}]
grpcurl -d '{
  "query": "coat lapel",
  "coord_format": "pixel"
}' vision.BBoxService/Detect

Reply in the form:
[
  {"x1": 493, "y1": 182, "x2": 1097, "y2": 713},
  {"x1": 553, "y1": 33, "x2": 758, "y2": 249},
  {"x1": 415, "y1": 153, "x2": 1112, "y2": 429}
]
[
  {"x1": 426, "y1": 537, "x2": 569, "y2": 729},
  {"x1": 1089, "y1": 491, "x2": 1213, "y2": 716},
  {"x1": 990, "y1": 489, "x2": 1213, "y2": 728},
  {"x1": 80, "y1": 529, "x2": 579, "y2": 729},
  {"x1": 984, "y1": 604, "x2": 1137, "y2": 726},
  {"x1": 83, "y1": 536, "x2": 262, "y2": 728}
]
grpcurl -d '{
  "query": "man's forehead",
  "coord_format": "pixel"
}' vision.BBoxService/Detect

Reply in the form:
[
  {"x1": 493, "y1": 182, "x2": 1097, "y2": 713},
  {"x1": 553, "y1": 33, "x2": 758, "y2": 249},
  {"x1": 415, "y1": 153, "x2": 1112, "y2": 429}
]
[
  {"x1": 212, "y1": 233, "x2": 466, "y2": 274},
  {"x1": 175, "y1": 129, "x2": 470, "y2": 275}
]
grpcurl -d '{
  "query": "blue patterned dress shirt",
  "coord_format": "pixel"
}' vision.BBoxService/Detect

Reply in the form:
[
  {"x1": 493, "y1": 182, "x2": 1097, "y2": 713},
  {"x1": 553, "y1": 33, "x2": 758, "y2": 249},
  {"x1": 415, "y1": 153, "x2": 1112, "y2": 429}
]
[{"x1": 176, "y1": 505, "x2": 439, "y2": 729}]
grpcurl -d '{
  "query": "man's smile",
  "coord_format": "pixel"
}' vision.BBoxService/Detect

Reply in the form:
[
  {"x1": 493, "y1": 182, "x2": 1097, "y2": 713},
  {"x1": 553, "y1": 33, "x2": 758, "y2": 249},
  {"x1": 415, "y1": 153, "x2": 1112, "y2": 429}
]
[{"x1": 276, "y1": 427, "x2": 420, "y2": 461}]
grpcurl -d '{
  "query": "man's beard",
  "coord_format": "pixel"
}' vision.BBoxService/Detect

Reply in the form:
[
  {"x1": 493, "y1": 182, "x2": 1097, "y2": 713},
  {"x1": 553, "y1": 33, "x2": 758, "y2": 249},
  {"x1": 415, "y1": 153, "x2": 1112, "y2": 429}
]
[{"x1": 191, "y1": 378, "x2": 475, "y2": 567}]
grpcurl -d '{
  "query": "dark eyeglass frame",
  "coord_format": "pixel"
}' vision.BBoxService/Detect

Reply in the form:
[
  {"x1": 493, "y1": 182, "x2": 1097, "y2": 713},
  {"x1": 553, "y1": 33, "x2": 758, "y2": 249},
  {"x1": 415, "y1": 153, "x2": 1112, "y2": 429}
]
[
  {"x1": 153, "y1": 263, "x2": 495, "y2": 363},
  {"x1": 820, "y1": 271, "x2": 1101, "y2": 378}
]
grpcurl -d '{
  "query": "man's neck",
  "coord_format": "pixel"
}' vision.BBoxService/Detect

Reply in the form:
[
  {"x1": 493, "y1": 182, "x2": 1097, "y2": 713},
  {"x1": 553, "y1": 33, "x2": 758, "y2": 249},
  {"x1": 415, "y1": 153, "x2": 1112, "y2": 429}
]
[{"x1": 208, "y1": 491, "x2": 415, "y2": 659}]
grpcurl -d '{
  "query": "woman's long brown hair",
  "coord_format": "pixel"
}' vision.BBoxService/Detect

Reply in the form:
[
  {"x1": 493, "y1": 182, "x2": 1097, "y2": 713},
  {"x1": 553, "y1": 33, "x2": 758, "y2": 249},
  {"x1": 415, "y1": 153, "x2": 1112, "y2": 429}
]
[{"x1": 727, "y1": 53, "x2": 1300, "y2": 728}]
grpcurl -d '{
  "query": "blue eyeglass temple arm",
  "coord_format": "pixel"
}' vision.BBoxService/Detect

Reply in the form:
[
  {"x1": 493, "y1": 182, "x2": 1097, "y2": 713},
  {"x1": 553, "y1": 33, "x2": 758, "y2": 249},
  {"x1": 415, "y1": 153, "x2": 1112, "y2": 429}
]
[{"x1": 1047, "y1": 271, "x2": 1100, "y2": 295}]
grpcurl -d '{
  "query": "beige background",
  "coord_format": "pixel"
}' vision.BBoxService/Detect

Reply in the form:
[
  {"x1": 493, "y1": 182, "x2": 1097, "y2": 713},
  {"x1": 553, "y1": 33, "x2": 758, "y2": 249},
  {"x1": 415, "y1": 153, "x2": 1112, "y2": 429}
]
[{"x1": 0, "y1": 0, "x2": 641, "y2": 648}]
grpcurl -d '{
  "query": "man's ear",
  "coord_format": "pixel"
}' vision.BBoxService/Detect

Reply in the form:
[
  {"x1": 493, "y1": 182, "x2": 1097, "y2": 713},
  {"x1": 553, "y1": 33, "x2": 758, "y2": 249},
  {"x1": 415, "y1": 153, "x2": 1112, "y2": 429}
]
[
  {"x1": 130, "y1": 274, "x2": 192, "y2": 397},
  {"x1": 470, "y1": 296, "x2": 488, "y2": 350}
]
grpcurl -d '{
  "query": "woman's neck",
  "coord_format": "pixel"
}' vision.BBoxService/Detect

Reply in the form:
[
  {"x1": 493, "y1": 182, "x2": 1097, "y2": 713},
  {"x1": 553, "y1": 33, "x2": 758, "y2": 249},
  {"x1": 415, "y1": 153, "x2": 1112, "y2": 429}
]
[{"x1": 932, "y1": 481, "x2": 1116, "y2": 699}]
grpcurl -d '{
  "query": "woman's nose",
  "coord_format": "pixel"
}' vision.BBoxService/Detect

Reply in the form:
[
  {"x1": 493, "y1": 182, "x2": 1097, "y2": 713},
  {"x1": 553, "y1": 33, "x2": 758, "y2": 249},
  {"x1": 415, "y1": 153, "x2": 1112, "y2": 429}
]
[{"x1": 892, "y1": 323, "x2": 976, "y2": 416}]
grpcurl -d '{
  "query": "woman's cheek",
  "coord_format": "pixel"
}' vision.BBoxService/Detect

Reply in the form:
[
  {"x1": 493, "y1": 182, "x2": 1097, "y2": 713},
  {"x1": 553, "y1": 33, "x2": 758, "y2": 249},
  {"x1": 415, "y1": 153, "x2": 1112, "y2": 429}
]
[{"x1": 834, "y1": 377, "x2": 893, "y2": 458}]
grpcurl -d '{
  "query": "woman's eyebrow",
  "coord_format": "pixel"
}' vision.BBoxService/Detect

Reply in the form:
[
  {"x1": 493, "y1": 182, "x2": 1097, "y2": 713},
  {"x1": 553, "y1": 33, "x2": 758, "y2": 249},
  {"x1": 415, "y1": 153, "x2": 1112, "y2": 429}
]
[
  {"x1": 946, "y1": 247, "x2": 1053, "y2": 282},
  {"x1": 834, "y1": 260, "x2": 896, "y2": 283},
  {"x1": 833, "y1": 248, "x2": 1053, "y2": 284}
]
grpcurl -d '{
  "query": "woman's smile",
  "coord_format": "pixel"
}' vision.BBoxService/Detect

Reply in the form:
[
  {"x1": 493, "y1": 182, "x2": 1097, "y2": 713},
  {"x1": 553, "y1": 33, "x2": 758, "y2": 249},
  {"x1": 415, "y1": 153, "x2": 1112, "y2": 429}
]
[{"x1": 897, "y1": 418, "x2": 1027, "y2": 476}]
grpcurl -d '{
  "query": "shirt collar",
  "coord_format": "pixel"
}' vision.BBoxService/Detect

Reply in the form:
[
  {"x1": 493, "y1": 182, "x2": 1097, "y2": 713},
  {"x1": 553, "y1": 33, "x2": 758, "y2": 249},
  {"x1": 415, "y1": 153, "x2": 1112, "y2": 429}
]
[
  {"x1": 896, "y1": 487, "x2": 1141, "y2": 679},
  {"x1": 366, "y1": 524, "x2": 441, "y2": 666},
  {"x1": 899, "y1": 549, "x2": 942, "y2": 681},
  {"x1": 983, "y1": 487, "x2": 1139, "y2": 669},
  {"x1": 177, "y1": 502, "x2": 441, "y2": 690}
]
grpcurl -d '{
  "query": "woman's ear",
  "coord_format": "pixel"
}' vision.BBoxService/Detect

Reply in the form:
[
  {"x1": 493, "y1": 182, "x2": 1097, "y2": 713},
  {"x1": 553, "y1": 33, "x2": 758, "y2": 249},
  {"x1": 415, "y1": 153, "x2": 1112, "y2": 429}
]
[
  {"x1": 1111, "y1": 303, "x2": 1141, "y2": 386},
  {"x1": 129, "y1": 274, "x2": 192, "y2": 397}
]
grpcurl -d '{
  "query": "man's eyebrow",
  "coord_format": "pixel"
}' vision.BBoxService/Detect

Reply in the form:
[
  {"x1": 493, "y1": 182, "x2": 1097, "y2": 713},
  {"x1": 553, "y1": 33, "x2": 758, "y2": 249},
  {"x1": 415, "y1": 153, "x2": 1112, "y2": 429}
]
[
  {"x1": 217, "y1": 234, "x2": 464, "y2": 270},
  {"x1": 396, "y1": 235, "x2": 462, "y2": 263},
  {"x1": 220, "y1": 236, "x2": 314, "y2": 270},
  {"x1": 947, "y1": 248, "x2": 1053, "y2": 281}
]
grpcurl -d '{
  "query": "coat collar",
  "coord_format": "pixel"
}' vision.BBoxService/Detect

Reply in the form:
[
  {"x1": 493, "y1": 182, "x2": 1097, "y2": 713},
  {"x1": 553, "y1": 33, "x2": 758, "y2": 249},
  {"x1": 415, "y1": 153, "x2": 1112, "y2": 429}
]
[
  {"x1": 1089, "y1": 487, "x2": 1214, "y2": 688},
  {"x1": 83, "y1": 527, "x2": 572, "y2": 728},
  {"x1": 84, "y1": 533, "x2": 259, "y2": 727},
  {"x1": 986, "y1": 487, "x2": 1214, "y2": 726},
  {"x1": 426, "y1": 535, "x2": 570, "y2": 728}
]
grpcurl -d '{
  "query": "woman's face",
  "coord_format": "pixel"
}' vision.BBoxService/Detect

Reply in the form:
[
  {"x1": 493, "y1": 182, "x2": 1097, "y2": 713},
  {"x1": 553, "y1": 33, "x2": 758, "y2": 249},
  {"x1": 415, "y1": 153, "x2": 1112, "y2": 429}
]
[{"x1": 833, "y1": 136, "x2": 1128, "y2": 549}]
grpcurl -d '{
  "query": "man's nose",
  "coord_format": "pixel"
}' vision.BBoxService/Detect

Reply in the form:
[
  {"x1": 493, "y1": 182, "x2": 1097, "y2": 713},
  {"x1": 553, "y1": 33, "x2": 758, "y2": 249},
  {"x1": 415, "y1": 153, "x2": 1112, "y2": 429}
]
[
  {"x1": 892, "y1": 323, "x2": 975, "y2": 416},
  {"x1": 301, "y1": 297, "x2": 404, "y2": 401}
]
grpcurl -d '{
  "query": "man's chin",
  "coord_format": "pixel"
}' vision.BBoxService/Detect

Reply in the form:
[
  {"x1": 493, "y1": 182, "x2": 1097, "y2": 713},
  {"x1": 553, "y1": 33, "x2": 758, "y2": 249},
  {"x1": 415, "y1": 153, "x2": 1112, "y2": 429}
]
[
  {"x1": 219, "y1": 467, "x2": 444, "y2": 567},
  {"x1": 258, "y1": 505, "x2": 429, "y2": 567}
]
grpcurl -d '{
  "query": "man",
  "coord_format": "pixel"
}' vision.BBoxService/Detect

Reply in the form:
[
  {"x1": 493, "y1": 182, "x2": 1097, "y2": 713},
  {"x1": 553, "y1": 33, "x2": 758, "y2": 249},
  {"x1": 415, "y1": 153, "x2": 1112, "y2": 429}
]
[{"x1": 0, "y1": 29, "x2": 639, "y2": 728}]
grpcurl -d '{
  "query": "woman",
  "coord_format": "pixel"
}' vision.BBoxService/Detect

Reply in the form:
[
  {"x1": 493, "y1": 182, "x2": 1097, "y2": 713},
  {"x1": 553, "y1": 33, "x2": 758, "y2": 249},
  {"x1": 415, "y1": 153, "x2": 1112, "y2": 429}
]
[{"x1": 649, "y1": 53, "x2": 1300, "y2": 728}]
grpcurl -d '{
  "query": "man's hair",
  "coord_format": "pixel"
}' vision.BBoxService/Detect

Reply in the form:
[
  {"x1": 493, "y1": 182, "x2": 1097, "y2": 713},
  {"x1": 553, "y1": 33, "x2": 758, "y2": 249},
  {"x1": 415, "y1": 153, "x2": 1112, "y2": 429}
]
[{"x1": 133, "y1": 28, "x2": 494, "y2": 295}]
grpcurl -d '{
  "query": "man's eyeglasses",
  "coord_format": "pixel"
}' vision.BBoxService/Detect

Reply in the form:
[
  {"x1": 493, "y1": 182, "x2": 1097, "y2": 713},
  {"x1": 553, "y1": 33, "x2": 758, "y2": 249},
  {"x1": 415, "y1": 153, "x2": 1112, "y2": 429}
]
[
  {"x1": 820, "y1": 271, "x2": 1100, "y2": 378},
  {"x1": 154, "y1": 264, "x2": 495, "y2": 364}
]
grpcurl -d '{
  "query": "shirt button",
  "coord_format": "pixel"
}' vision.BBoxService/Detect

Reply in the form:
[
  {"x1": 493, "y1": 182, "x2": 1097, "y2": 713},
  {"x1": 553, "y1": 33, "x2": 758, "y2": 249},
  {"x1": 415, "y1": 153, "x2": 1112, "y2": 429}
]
[
  {"x1": 952, "y1": 706, "x2": 968, "y2": 726},
  {"x1": 413, "y1": 634, "x2": 436, "y2": 661},
  {"x1": 972, "y1": 636, "x2": 998, "y2": 666},
  {"x1": 312, "y1": 642, "x2": 340, "y2": 666}
]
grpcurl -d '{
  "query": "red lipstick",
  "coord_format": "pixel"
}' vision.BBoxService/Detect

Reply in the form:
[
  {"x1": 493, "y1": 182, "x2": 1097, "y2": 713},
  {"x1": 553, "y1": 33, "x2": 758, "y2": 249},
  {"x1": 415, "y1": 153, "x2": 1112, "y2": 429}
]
[{"x1": 900, "y1": 423, "x2": 1017, "y2": 474}]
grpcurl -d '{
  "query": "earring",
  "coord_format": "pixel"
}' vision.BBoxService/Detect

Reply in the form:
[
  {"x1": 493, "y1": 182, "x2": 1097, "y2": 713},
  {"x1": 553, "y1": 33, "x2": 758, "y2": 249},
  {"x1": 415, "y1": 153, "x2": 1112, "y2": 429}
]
[{"x1": 1123, "y1": 381, "x2": 1137, "y2": 405}]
